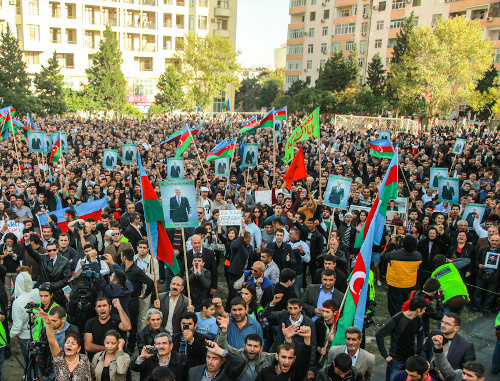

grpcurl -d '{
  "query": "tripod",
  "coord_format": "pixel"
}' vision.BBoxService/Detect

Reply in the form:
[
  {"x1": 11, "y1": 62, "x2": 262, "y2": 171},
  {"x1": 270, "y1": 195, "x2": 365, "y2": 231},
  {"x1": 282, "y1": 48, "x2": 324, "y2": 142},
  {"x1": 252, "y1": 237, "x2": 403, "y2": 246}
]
[{"x1": 23, "y1": 312, "x2": 39, "y2": 381}]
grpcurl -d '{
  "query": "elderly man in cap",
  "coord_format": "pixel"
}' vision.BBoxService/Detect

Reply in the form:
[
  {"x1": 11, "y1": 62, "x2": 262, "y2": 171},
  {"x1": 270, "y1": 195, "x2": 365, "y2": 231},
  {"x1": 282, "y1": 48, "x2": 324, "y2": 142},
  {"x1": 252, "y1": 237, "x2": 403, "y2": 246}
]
[{"x1": 196, "y1": 185, "x2": 212, "y2": 221}]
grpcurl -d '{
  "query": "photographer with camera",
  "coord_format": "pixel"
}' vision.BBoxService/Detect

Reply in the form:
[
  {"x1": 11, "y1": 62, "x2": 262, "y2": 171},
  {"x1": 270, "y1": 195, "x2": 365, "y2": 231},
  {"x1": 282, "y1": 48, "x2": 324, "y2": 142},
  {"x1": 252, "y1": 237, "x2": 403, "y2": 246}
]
[
  {"x1": 69, "y1": 218, "x2": 98, "y2": 251},
  {"x1": 10, "y1": 271, "x2": 40, "y2": 362},
  {"x1": 38, "y1": 306, "x2": 80, "y2": 380},
  {"x1": 75, "y1": 243, "x2": 110, "y2": 277},
  {"x1": 0, "y1": 232, "x2": 23, "y2": 301},
  {"x1": 172, "y1": 312, "x2": 209, "y2": 370},
  {"x1": 131, "y1": 332, "x2": 188, "y2": 381},
  {"x1": 32, "y1": 284, "x2": 59, "y2": 341},
  {"x1": 24, "y1": 236, "x2": 72, "y2": 307}
]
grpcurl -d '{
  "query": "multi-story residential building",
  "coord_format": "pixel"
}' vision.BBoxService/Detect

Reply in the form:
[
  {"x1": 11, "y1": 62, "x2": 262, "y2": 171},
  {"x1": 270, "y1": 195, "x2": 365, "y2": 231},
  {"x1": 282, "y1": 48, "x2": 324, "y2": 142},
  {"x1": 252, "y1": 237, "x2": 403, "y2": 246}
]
[
  {"x1": 0, "y1": 0, "x2": 237, "y2": 111},
  {"x1": 285, "y1": 0, "x2": 500, "y2": 91}
]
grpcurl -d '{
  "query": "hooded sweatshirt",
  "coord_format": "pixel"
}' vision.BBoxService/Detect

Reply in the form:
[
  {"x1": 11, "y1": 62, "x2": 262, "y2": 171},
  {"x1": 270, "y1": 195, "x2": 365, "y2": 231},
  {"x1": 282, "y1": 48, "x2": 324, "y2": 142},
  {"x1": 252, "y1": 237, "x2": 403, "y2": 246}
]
[{"x1": 11, "y1": 272, "x2": 41, "y2": 339}]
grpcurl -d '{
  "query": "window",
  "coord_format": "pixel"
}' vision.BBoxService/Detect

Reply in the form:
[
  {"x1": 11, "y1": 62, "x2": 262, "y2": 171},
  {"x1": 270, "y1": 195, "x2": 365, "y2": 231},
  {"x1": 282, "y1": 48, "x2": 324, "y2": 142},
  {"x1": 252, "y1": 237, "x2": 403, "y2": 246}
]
[
  {"x1": 216, "y1": 0, "x2": 228, "y2": 8},
  {"x1": 320, "y1": 59, "x2": 326, "y2": 69},
  {"x1": 306, "y1": 60, "x2": 312, "y2": 69},
  {"x1": 164, "y1": 13, "x2": 172, "y2": 27},
  {"x1": 57, "y1": 53, "x2": 74, "y2": 69},
  {"x1": 489, "y1": 2, "x2": 500, "y2": 17},
  {"x1": 414, "y1": 16, "x2": 419, "y2": 25},
  {"x1": 387, "y1": 38, "x2": 397, "y2": 48},
  {"x1": 375, "y1": 39, "x2": 382, "y2": 48},
  {"x1": 216, "y1": 18, "x2": 228, "y2": 30},
  {"x1": 190, "y1": 0, "x2": 195, "y2": 6},
  {"x1": 24, "y1": 51, "x2": 39, "y2": 64},
  {"x1": 307, "y1": 44, "x2": 314, "y2": 53},
  {"x1": 50, "y1": 28, "x2": 61, "y2": 43},
  {"x1": 137, "y1": 57, "x2": 153, "y2": 71},
  {"x1": 310, "y1": 11, "x2": 315, "y2": 21},
  {"x1": 431, "y1": 14, "x2": 442, "y2": 26},
  {"x1": 390, "y1": 18, "x2": 404, "y2": 28},
  {"x1": 361, "y1": 22, "x2": 368, "y2": 33},
  {"x1": 50, "y1": 2, "x2": 61, "y2": 18},
  {"x1": 494, "y1": 49, "x2": 500, "y2": 63},
  {"x1": 321, "y1": 43, "x2": 327, "y2": 53},
  {"x1": 323, "y1": 9, "x2": 329, "y2": 19},
  {"x1": 287, "y1": 60, "x2": 302, "y2": 70},
  {"x1": 322, "y1": 26, "x2": 328, "y2": 36},
  {"x1": 287, "y1": 44, "x2": 303, "y2": 54},
  {"x1": 306, "y1": 76, "x2": 311, "y2": 83},
  {"x1": 341, "y1": 9, "x2": 350, "y2": 17},
  {"x1": 331, "y1": 41, "x2": 341, "y2": 51},
  {"x1": 392, "y1": 0, "x2": 405, "y2": 9},
  {"x1": 198, "y1": 15, "x2": 207, "y2": 29},
  {"x1": 345, "y1": 40, "x2": 354, "y2": 51},
  {"x1": 28, "y1": 24, "x2": 39, "y2": 41},
  {"x1": 29, "y1": 0, "x2": 39, "y2": 15},
  {"x1": 189, "y1": 15, "x2": 194, "y2": 29},
  {"x1": 134, "y1": 78, "x2": 155, "y2": 96},
  {"x1": 359, "y1": 40, "x2": 367, "y2": 53},
  {"x1": 412, "y1": 0, "x2": 421, "y2": 6},
  {"x1": 363, "y1": 4, "x2": 370, "y2": 16},
  {"x1": 175, "y1": 36, "x2": 184, "y2": 50},
  {"x1": 379, "y1": 1, "x2": 386, "y2": 11},
  {"x1": 212, "y1": 91, "x2": 227, "y2": 112},
  {"x1": 285, "y1": 75, "x2": 300, "y2": 84},
  {"x1": 163, "y1": 36, "x2": 172, "y2": 50},
  {"x1": 65, "y1": 4, "x2": 75, "y2": 19},
  {"x1": 334, "y1": 23, "x2": 355, "y2": 35},
  {"x1": 176, "y1": 0, "x2": 185, "y2": 5},
  {"x1": 311, "y1": 0, "x2": 317, "y2": 4},
  {"x1": 198, "y1": 0, "x2": 207, "y2": 6},
  {"x1": 358, "y1": 58, "x2": 365, "y2": 68},
  {"x1": 377, "y1": 20, "x2": 384, "y2": 30},
  {"x1": 308, "y1": 28, "x2": 315, "y2": 37},
  {"x1": 66, "y1": 29, "x2": 77, "y2": 44},
  {"x1": 164, "y1": 0, "x2": 173, "y2": 4},
  {"x1": 176, "y1": 14, "x2": 185, "y2": 28},
  {"x1": 352, "y1": 5, "x2": 357, "y2": 15},
  {"x1": 386, "y1": 57, "x2": 392, "y2": 66},
  {"x1": 290, "y1": 0, "x2": 306, "y2": 6},
  {"x1": 288, "y1": 28, "x2": 305, "y2": 39}
]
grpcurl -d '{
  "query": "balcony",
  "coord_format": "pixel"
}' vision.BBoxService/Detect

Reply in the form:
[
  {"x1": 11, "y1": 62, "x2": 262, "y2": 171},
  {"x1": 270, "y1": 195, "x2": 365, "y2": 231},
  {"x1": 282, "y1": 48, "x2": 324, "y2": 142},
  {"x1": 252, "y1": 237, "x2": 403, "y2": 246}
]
[
  {"x1": 86, "y1": 17, "x2": 98, "y2": 25},
  {"x1": 213, "y1": 29, "x2": 229, "y2": 38},
  {"x1": 127, "y1": 21, "x2": 140, "y2": 27},
  {"x1": 51, "y1": 38, "x2": 62, "y2": 43},
  {"x1": 126, "y1": 45, "x2": 138, "y2": 51},
  {"x1": 176, "y1": 23, "x2": 184, "y2": 29},
  {"x1": 141, "y1": 45, "x2": 156, "y2": 52},
  {"x1": 214, "y1": 7, "x2": 231, "y2": 17},
  {"x1": 85, "y1": 41, "x2": 96, "y2": 48},
  {"x1": 163, "y1": 22, "x2": 172, "y2": 27},
  {"x1": 67, "y1": 14, "x2": 76, "y2": 19},
  {"x1": 142, "y1": 22, "x2": 156, "y2": 29},
  {"x1": 105, "y1": 18, "x2": 117, "y2": 26},
  {"x1": 142, "y1": 0, "x2": 156, "y2": 5},
  {"x1": 126, "y1": 0, "x2": 141, "y2": 3}
]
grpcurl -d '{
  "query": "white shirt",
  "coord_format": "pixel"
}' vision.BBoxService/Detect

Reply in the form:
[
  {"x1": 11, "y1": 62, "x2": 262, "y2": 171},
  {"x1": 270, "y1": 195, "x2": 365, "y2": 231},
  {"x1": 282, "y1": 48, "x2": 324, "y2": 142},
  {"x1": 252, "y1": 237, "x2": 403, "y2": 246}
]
[
  {"x1": 166, "y1": 295, "x2": 179, "y2": 334},
  {"x1": 344, "y1": 347, "x2": 360, "y2": 367}
]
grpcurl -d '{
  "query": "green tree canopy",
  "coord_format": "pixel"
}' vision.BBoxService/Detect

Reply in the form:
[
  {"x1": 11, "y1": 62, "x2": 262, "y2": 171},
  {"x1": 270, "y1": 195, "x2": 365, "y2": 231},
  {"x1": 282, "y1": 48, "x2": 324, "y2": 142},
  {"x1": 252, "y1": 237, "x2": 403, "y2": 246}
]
[
  {"x1": 315, "y1": 49, "x2": 359, "y2": 93},
  {"x1": 155, "y1": 65, "x2": 186, "y2": 112},
  {"x1": 85, "y1": 25, "x2": 126, "y2": 113},
  {"x1": 235, "y1": 77, "x2": 261, "y2": 111},
  {"x1": 468, "y1": 64, "x2": 500, "y2": 121},
  {"x1": 34, "y1": 51, "x2": 66, "y2": 116},
  {"x1": 366, "y1": 53, "x2": 386, "y2": 97},
  {"x1": 0, "y1": 24, "x2": 32, "y2": 113},
  {"x1": 174, "y1": 34, "x2": 240, "y2": 110}
]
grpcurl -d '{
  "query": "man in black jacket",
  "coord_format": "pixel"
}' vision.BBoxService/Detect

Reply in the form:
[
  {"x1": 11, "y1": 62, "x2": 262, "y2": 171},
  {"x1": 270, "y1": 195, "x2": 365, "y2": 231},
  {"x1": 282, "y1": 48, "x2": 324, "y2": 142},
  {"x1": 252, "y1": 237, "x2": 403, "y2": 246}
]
[
  {"x1": 301, "y1": 269, "x2": 344, "y2": 321},
  {"x1": 124, "y1": 212, "x2": 146, "y2": 251},
  {"x1": 131, "y1": 332, "x2": 188, "y2": 381},
  {"x1": 317, "y1": 353, "x2": 364, "y2": 381},
  {"x1": 104, "y1": 248, "x2": 154, "y2": 353},
  {"x1": 172, "y1": 312, "x2": 209, "y2": 370},
  {"x1": 226, "y1": 231, "x2": 252, "y2": 311},
  {"x1": 255, "y1": 325, "x2": 312, "y2": 381},
  {"x1": 137, "y1": 308, "x2": 167, "y2": 353},
  {"x1": 306, "y1": 219, "x2": 324, "y2": 285},
  {"x1": 25, "y1": 238, "x2": 71, "y2": 307},
  {"x1": 260, "y1": 268, "x2": 297, "y2": 312},
  {"x1": 185, "y1": 234, "x2": 218, "y2": 296}
]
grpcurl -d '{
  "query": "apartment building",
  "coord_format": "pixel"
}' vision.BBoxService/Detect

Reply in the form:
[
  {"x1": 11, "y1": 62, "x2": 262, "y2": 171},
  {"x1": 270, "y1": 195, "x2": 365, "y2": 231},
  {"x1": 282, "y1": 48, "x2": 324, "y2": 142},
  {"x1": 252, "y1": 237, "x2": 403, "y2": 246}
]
[
  {"x1": 0, "y1": 0, "x2": 237, "y2": 111},
  {"x1": 285, "y1": 0, "x2": 500, "y2": 91}
]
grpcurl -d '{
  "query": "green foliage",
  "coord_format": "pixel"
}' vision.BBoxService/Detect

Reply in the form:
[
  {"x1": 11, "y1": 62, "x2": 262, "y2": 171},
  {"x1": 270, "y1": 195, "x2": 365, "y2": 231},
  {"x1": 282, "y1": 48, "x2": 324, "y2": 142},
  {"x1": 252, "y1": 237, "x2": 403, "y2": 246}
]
[
  {"x1": 315, "y1": 49, "x2": 359, "y2": 92},
  {"x1": 235, "y1": 77, "x2": 261, "y2": 111},
  {"x1": 391, "y1": 16, "x2": 493, "y2": 121},
  {"x1": 366, "y1": 53, "x2": 386, "y2": 97},
  {"x1": 123, "y1": 103, "x2": 143, "y2": 121},
  {"x1": 85, "y1": 25, "x2": 126, "y2": 114},
  {"x1": 174, "y1": 34, "x2": 240, "y2": 110},
  {"x1": 147, "y1": 104, "x2": 165, "y2": 118},
  {"x1": 467, "y1": 64, "x2": 500, "y2": 121},
  {"x1": 286, "y1": 79, "x2": 309, "y2": 97},
  {"x1": 33, "y1": 51, "x2": 66, "y2": 116},
  {"x1": 0, "y1": 24, "x2": 32, "y2": 113},
  {"x1": 155, "y1": 65, "x2": 186, "y2": 112},
  {"x1": 287, "y1": 87, "x2": 335, "y2": 114},
  {"x1": 354, "y1": 86, "x2": 388, "y2": 115},
  {"x1": 64, "y1": 89, "x2": 100, "y2": 115},
  {"x1": 258, "y1": 78, "x2": 281, "y2": 109}
]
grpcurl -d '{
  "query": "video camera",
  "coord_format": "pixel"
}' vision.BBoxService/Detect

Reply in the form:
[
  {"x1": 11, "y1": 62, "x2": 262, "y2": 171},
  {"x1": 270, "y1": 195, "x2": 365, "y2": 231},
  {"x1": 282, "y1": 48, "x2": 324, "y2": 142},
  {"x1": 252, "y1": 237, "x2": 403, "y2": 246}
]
[
  {"x1": 363, "y1": 299, "x2": 377, "y2": 330},
  {"x1": 24, "y1": 302, "x2": 40, "y2": 315}
]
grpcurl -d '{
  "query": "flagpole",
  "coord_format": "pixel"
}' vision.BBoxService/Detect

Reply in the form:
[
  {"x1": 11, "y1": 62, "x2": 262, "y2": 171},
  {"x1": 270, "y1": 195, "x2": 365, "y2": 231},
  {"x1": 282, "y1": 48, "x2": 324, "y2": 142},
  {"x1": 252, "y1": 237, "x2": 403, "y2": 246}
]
[
  {"x1": 12, "y1": 132, "x2": 21, "y2": 169},
  {"x1": 326, "y1": 213, "x2": 335, "y2": 250},
  {"x1": 334, "y1": 286, "x2": 349, "y2": 328},
  {"x1": 223, "y1": 154, "x2": 234, "y2": 202},
  {"x1": 145, "y1": 222, "x2": 159, "y2": 301},
  {"x1": 273, "y1": 125, "x2": 277, "y2": 183},
  {"x1": 318, "y1": 132, "x2": 322, "y2": 200},
  {"x1": 191, "y1": 137, "x2": 209, "y2": 182},
  {"x1": 181, "y1": 228, "x2": 192, "y2": 306}
]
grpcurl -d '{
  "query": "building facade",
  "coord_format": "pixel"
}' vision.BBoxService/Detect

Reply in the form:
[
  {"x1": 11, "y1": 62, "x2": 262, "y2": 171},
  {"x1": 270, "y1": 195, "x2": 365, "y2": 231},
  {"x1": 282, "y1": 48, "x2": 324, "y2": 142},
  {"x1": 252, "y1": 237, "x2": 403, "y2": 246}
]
[
  {"x1": 285, "y1": 0, "x2": 500, "y2": 91},
  {"x1": 0, "y1": 0, "x2": 237, "y2": 111}
]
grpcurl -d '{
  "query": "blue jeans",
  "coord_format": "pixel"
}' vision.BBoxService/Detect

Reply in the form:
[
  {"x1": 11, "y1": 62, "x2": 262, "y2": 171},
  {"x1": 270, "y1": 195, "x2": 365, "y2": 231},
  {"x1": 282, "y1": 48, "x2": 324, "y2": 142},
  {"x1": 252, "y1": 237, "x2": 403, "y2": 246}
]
[
  {"x1": 473, "y1": 276, "x2": 496, "y2": 312},
  {"x1": 386, "y1": 359, "x2": 406, "y2": 381},
  {"x1": 292, "y1": 274, "x2": 303, "y2": 298},
  {"x1": 492, "y1": 338, "x2": 500, "y2": 373},
  {"x1": 19, "y1": 338, "x2": 28, "y2": 363}
]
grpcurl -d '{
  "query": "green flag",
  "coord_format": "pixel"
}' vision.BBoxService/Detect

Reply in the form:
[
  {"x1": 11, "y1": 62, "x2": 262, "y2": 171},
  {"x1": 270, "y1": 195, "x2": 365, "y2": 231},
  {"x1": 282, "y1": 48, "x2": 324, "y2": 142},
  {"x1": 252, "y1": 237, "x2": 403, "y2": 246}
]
[{"x1": 282, "y1": 107, "x2": 320, "y2": 163}]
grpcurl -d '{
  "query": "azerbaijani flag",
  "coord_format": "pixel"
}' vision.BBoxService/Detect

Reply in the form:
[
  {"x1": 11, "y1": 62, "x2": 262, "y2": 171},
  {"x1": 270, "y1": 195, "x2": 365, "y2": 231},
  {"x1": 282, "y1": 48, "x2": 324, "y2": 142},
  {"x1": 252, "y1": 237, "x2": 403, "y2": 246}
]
[
  {"x1": 0, "y1": 110, "x2": 16, "y2": 140},
  {"x1": 138, "y1": 153, "x2": 180, "y2": 274},
  {"x1": 225, "y1": 99, "x2": 230, "y2": 112},
  {"x1": 0, "y1": 106, "x2": 15, "y2": 121},
  {"x1": 159, "y1": 128, "x2": 183, "y2": 148},
  {"x1": 175, "y1": 124, "x2": 193, "y2": 158},
  {"x1": 190, "y1": 119, "x2": 204, "y2": 136},
  {"x1": 27, "y1": 114, "x2": 38, "y2": 131},
  {"x1": 241, "y1": 116, "x2": 258, "y2": 130},
  {"x1": 38, "y1": 197, "x2": 108, "y2": 233},
  {"x1": 13, "y1": 120, "x2": 29, "y2": 141},
  {"x1": 354, "y1": 147, "x2": 399, "y2": 248},
  {"x1": 206, "y1": 139, "x2": 236, "y2": 162},
  {"x1": 223, "y1": 115, "x2": 233, "y2": 129},
  {"x1": 275, "y1": 106, "x2": 287, "y2": 120},
  {"x1": 50, "y1": 132, "x2": 62, "y2": 162},
  {"x1": 370, "y1": 139, "x2": 395, "y2": 159},
  {"x1": 241, "y1": 109, "x2": 274, "y2": 133}
]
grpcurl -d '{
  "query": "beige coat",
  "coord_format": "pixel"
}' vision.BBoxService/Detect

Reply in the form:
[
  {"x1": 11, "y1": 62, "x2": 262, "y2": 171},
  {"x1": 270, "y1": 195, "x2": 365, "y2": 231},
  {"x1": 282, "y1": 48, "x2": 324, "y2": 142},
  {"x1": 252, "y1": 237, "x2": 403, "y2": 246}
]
[{"x1": 92, "y1": 350, "x2": 130, "y2": 381}]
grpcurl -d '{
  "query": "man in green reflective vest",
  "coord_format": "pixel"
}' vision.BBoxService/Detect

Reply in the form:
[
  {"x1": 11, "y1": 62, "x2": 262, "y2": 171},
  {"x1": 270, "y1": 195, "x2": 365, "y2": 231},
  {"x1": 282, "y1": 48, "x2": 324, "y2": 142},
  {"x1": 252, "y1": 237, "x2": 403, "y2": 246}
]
[{"x1": 0, "y1": 300, "x2": 7, "y2": 380}]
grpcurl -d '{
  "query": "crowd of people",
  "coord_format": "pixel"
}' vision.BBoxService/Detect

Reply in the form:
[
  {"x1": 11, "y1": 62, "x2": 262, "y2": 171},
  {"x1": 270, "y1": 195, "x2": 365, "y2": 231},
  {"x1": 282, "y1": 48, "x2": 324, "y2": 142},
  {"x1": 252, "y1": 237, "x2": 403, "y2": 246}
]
[{"x1": 0, "y1": 113, "x2": 497, "y2": 381}]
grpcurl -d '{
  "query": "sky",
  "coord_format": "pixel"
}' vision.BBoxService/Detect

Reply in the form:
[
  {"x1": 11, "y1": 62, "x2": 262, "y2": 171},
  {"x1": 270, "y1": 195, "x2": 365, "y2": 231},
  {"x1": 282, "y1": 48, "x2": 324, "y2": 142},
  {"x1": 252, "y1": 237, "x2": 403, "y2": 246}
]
[{"x1": 236, "y1": 0, "x2": 289, "y2": 69}]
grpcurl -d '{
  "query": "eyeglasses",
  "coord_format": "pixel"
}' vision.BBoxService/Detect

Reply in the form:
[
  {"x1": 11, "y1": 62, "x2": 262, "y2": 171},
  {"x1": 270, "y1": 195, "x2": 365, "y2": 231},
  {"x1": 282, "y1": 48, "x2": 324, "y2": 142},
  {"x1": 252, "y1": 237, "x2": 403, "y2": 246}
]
[
  {"x1": 47, "y1": 248, "x2": 57, "y2": 252},
  {"x1": 253, "y1": 210, "x2": 260, "y2": 213},
  {"x1": 111, "y1": 233, "x2": 120, "y2": 237},
  {"x1": 193, "y1": 253, "x2": 203, "y2": 258},
  {"x1": 251, "y1": 268, "x2": 259, "y2": 272}
]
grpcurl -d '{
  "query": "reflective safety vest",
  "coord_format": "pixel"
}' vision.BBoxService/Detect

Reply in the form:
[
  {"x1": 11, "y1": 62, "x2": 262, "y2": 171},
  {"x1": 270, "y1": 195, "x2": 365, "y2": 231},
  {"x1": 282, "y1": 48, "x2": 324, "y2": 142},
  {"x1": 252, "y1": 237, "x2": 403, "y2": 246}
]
[
  {"x1": 33, "y1": 302, "x2": 60, "y2": 340},
  {"x1": 432, "y1": 263, "x2": 469, "y2": 303}
]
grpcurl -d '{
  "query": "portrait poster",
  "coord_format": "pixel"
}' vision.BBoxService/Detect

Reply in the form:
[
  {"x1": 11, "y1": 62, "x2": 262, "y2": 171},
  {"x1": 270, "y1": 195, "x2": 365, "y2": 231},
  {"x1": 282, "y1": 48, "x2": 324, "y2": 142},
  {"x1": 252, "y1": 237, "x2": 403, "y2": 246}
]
[
  {"x1": 385, "y1": 197, "x2": 408, "y2": 227},
  {"x1": 438, "y1": 177, "x2": 459, "y2": 204},
  {"x1": 379, "y1": 130, "x2": 391, "y2": 141},
  {"x1": 461, "y1": 203, "x2": 487, "y2": 230},
  {"x1": 452, "y1": 138, "x2": 466, "y2": 154},
  {"x1": 274, "y1": 119, "x2": 283, "y2": 144},
  {"x1": 60, "y1": 132, "x2": 69, "y2": 152},
  {"x1": 242, "y1": 143, "x2": 258, "y2": 168},
  {"x1": 28, "y1": 131, "x2": 46, "y2": 153},
  {"x1": 324, "y1": 175, "x2": 352, "y2": 210},
  {"x1": 429, "y1": 168, "x2": 448, "y2": 190},
  {"x1": 103, "y1": 149, "x2": 118, "y2": 170},
  {"x1": 167, "y1": 158, "x2": 184, "y2": 180},
  {"x1": 214, "y1": 158, "x2": 230, "y2": 178},
  {"x1": 160, "y1": 180, "x2": 198, "y2": 228},
  {"x1": 122, "y1": 144, "x2": 137, "y2": 164},
  {"x1": 44, "y1": 133, "x2": 55, "y2": 153},
  {"x1": 255, "y1": 190, "x2": 273, "y2": 207},
  {"x1": 485, "y1": 252, "x2": 500, "y2": 269}
]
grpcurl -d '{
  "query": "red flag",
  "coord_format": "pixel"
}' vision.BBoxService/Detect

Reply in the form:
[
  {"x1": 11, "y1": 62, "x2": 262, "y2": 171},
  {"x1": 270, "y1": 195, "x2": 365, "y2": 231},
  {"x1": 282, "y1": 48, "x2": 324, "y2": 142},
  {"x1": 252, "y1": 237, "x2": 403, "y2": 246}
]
[{"x1": 283, "y1": 146, "x2": 307, "y2": 190}]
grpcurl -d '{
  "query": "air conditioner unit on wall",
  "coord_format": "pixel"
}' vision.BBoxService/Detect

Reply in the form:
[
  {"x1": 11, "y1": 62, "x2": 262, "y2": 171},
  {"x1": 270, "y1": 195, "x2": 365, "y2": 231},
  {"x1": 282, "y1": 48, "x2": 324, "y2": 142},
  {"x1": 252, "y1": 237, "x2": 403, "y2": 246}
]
[
  {"x1": 406, "y1": 0, "x2": 411, "y2": 3},
  {"x1": 321, "y1": 19, "x2": 325, "y2": 23},
  {"x1": 487, "y1": 16, "x2": 493, "y2": 21}
]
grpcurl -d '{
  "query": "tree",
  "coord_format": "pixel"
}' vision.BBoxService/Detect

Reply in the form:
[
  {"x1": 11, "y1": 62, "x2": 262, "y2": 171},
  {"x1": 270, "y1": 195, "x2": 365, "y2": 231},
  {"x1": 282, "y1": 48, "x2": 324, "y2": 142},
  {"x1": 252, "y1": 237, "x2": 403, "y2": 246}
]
[
  {"x1": 0, "y1": 24, "x2": 32, "y2": 113},
  {"x1": 258, "y1": 77, "x2": 281, "y2": 109},
  {"x1": 235, "y1": 77, "x2": 261, "y2": 111},
  {"x1": 468, "y1": 64, "x2": 500, "y2": 121},
  {"x1": 315, "y1": 49, "x2": 359, "y2": 92},
  {"x1": 174, "y1": 34, "x2": 240, "y2": 110},
  {"x1": 366, "y1": 53, "x2": 386, "y2": 97},
  {"x1": 85, "y1": 25, "x2": 126, "y2": 113},
  {"x1": 391, "y1": 16, "x2": 493, "y2": 123},
  {"x1": 286, "y1": 78, "x2": 310, "y2": 97},
  {"x1": 33, "y1": 51, "x2": 66, "y2": 116},
  {"x1": 155, "y1": 65, "x2": 186, "y2": 112}
]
